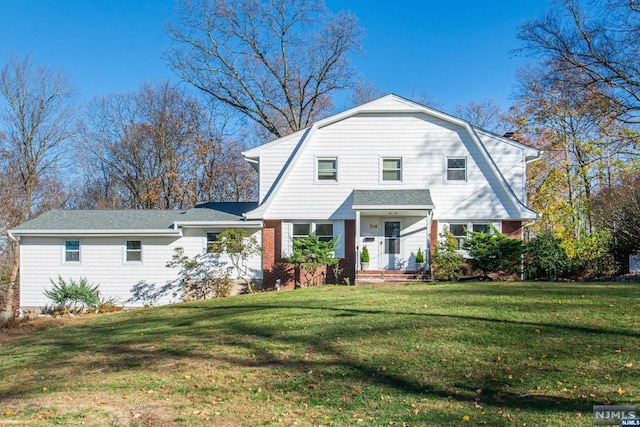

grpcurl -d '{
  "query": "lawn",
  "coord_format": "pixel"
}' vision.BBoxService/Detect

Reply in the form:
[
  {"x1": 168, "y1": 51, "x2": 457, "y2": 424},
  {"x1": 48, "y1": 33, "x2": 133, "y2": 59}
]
[{"x1": 0, "y1": 282, "x2": 638, "y2": 426}]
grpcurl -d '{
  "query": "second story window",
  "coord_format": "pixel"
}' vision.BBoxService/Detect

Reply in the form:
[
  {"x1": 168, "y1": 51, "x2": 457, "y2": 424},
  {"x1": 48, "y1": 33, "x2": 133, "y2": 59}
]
[
  {"x1": 382, "y1": 158, "x2": 402, "y2": 182},
  {"x1": 447, "y1": 157, "x2": 467, "y2": 181},
  {"x1": 317, "y1": 158, "x2": 338, "y2": 181}
]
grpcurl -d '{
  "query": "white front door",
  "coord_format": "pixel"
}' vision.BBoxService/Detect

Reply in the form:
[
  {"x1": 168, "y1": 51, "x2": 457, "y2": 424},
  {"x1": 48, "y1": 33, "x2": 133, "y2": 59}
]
[{"x1": 383, "y1": 220, "x2": 401, "y2": 269}]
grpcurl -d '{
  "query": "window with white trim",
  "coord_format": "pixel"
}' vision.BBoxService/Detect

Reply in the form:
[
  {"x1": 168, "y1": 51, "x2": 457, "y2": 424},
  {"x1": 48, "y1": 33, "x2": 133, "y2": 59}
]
[
  {"x1": 317, "y1": 158, "x2": 338, "y2": 181},
  {"x1": 382, "y1": 158, "x2": 402, "y2": 182},
  {"x1": 315, "y1": 223, "x2": 334, "y2": 242},
  {"x1": 446, "y1": 157, "x2": 466, "y2": 181},
  {"x1": 65, "y1": 240, "x2": 80, "y2": 262},
  {"x1": 126, "y1": 240, "x2": 142, "y2": 262},
  {"x1": 448, "y1": 222, "x2": 491, "y2": 250},
  {"x1": 292, "y1": 223, "x2": 311, "y2": 240},
  {"x1": 206, "y1": 232, "x2": 220, "y2": 253}
]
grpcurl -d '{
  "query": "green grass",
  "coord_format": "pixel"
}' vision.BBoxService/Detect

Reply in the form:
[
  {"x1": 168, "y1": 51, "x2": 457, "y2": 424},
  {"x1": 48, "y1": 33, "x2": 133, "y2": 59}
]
[{"x1": 0, "y1": 282, "x2": 638, "y2": 426}]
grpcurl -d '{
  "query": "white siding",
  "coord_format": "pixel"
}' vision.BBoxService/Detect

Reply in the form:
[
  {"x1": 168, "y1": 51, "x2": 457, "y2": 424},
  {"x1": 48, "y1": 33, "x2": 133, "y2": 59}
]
[
  {"x1": 262, "y1": 113, "x2": 520, "y2": 221},
  {"x1": 19, "y1": 227, "x2": 262, "y2": 309}
]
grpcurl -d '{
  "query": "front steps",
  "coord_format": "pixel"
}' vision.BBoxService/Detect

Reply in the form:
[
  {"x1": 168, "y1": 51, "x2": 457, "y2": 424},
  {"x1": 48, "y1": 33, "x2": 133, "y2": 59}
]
[{"x1": 355, "y1": 269, "x2": 431, "y2": 285}]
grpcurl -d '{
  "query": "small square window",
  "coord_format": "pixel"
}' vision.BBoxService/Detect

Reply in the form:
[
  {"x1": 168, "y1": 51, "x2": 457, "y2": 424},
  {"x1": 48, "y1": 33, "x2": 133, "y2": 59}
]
[
  {"x1": 447, "y1": 157, "x2": 466, "y2": 181},
  {"x1": 126, "y1": 240, "x2": 142, "y2": 262},
  {"x1": 382, "y1": 158, "x2": 402, "y2": 181},
  {"x1": 65, "y1": 240, "x2": 80, "y2": 262},
  {"x1": 317, "y1": 158, "x2": 337, "y2": 181},
  {"x1": 315, "y1": 223, "x2": 333, "y2": 242}
]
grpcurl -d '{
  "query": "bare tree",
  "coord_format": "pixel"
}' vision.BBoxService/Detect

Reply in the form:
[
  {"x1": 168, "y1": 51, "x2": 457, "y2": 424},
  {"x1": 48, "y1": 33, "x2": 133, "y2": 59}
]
[
  {"x1": 0, "y1": 54, "x2": 76, "y2": 311},
  {"x1": 77, "y1": 82, "x2": 257, "y2": 209},
  {"x1": 166, "y1": 0, "x2": 362, "y2": 138},
  {"x1": 454, "y1": 99, "x2": 504, "y2": 132},
  {"x1": 517, "y1": 0, "x2": 640, "y2": 123}
]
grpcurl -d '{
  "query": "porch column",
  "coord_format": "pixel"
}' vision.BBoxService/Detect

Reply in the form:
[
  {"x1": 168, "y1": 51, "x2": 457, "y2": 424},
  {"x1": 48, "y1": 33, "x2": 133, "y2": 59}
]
[
  {"x1": 426, "y1": 210, "x2": 433, "y2": 270},
  {"x1": 355, "y1": 209, "x2": 361, "y2": 270}
]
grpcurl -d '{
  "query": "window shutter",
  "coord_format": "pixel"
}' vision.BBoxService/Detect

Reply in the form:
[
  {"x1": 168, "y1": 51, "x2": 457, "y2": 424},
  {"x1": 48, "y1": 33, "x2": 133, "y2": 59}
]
[
  {"x1": 333, "y1": 220, "x2": 345, "y2": 258},
  {"x1": 282, "y1": 222, "x2": 293, "y2": 257}
]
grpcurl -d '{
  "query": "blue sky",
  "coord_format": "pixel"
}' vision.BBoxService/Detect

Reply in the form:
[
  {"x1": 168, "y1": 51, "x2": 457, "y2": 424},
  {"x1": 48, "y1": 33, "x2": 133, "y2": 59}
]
[{"x1": 0, "y1": 0, "x2": 550, "y2": 114}]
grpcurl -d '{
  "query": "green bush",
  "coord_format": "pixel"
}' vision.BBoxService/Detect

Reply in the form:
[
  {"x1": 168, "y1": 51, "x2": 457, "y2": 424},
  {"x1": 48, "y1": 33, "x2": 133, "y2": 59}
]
[
  {"x1": 286, "y1": 234, "x2": 339, "y2": 287},
  {"x1": 431, "y1": 231, "x2": 465, "y2": 281},
  {"x1": 361, "y1": 245, "x2": 370, "y2": 263},
  {"x1": 464, "y1": 226, "x2": 523, "y2": 279},
  {"x1": 415, "y1": 247, "x2": 424, "y2": 264},
  {"x1": 44, "y1": 276, "x2": 100, "y2": 312},
  {"x1": 523, "y1": 232, "x2": 570, "y2": 280}
]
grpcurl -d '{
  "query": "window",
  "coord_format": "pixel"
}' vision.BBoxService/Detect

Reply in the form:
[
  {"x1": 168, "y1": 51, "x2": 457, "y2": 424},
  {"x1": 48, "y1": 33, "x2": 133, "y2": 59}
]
[
  {"x1": 65, "y1": 240, "x2": 80, "y2": 262},
  {"x1": 449, "y1": 224, "x2": 467, "y2": 250},
  {"x1": 292, "y1": 223, "x2": 311, "y2": 240},
  {"x1": 317, "y1": 158, "x2": 338, "y2": 181},
  {"x1": 382, "y1": 158, "x2": 402, "y2": 181},
  {"x1": 447, "y1": 157, "x2": 466, "y2": 181},
  {"x1": 472, "y1": 223, "x2": 490, "y2": 234},
  {"x1": 206, "y1": 232, "x2": 220, "y2": 253},
  {"x1": 448, "y1": 223, "x2": 491, "y2": 250},
  {"x1": 126, "y1": 240, "x2": 142, "y2": 261},
  {"x1": 315, "y1": 223, "x2": 334, "y2": 242}
]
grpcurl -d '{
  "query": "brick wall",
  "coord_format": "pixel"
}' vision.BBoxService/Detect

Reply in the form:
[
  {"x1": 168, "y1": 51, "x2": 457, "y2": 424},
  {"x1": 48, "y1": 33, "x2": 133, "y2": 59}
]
[
  {"x1": 502, "y1": 221, "x2": 523, "y2": 239},
  {"x1": 262, "y1": 220, "x2": 294, "y2": 290},
  {"x1": 430, "y1": 220, "x2": 438, "y2": 254}
]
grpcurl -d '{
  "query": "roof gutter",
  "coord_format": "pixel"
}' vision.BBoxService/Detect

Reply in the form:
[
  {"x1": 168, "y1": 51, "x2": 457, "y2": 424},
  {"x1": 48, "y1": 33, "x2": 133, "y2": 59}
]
[
  {"x1": 173, "y1": 221, "x2": 263, "y2": 229},
  {"x1": 8, "y1": 229, "x2": 184, "y2": 238}
]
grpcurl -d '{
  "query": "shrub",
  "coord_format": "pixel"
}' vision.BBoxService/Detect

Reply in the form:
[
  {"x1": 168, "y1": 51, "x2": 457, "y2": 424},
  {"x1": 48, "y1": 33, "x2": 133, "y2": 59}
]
[
  {"x1": 464, "y1": 226, "x2": 523, "y2": 279},
  {"x1": 361, "y1": 245, "x2": 370, "y2": 263},
  {"x1": 286, "y1": 234, "x2": 339, "y2": 287},
  {"x1": 431, "y1": 230, "x2": 465, "y2": 281},
  {"x1": 44, "y1": 276, "x2": 100, "y2": 313},
  {"x1": 415, "y1": 247, "x2": 424, "y2": 264},
  {"x1": 523, "y1": 232, "x2": 570, "y2": 280}
]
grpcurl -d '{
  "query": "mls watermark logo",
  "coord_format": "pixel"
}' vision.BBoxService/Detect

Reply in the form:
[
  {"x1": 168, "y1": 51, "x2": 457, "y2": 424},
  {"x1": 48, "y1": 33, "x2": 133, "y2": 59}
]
[{"x1": 593, "y1": 405, "x2": 637, "y2": 425}]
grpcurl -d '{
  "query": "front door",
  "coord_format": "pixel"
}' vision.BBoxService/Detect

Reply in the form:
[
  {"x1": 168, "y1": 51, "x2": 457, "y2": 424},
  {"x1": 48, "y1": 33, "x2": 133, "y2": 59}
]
[{"x1": 383, "y1": 220, "x2": 401, "y2": 269}]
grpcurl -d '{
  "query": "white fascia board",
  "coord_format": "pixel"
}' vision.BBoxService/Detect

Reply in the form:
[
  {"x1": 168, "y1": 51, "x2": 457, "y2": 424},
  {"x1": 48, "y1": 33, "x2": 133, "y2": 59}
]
[
  {"x1": 352, "y1": 204, "x2": 435, "y2": 211},
  {"x1": 9, "y1": 229, "x2": 183, "y2": 238},
  {"x1": 174, "y1": 221, "x2": 263, "y2": 229}
]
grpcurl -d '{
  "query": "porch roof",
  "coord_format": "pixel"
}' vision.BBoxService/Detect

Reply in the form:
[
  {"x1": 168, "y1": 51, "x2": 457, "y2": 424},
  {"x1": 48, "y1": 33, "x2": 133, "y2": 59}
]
[{"x1": 352, "y1": 189, "x2": 434, "y2": 211}]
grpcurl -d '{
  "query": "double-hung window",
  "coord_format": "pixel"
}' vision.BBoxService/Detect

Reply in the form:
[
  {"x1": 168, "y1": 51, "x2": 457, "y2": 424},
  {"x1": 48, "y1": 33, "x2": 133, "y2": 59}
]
[
  {"x1": 382, "y1": 158, "x2": 402, "y2": 182},
  {"x1": 315, "y1": 223, "x2": 334, "y2": 242},
  {"x1": 206, "y1": 232, "x2": 220, "y2": 253},
  {"x1": 317, "y1": 158, "x2": 338, "y2": 181},
  {"x1": 292, "y1": 223, "x2": 311, "y2": 240},
  {"x1": 448, "y1": 222, "x2": 491, "y2": 250},
  {"x1": 65, "y1": 240, "x2": 80, "y2": 262},
  {"x1": 446, "y1": 157, "x2": 467, "y2": 181},
  {"x1": 126, "y1": 240, "x2": 142, "y2": 262}
]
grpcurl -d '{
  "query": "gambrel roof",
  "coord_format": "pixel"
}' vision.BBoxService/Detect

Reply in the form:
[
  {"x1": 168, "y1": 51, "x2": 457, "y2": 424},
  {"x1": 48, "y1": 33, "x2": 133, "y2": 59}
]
[{"x1": 243, "y1": 94, "x2": 540, "y2": 220}]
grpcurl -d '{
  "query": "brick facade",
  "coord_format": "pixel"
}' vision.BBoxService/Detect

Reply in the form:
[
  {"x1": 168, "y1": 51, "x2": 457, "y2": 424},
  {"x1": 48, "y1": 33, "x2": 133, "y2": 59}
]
[
  {"x1": 502, "y1": 220, "x2": 523, "y2": 239},
  {"x1": 261, "y1": 220, "x2": 356, "y2": 289}
]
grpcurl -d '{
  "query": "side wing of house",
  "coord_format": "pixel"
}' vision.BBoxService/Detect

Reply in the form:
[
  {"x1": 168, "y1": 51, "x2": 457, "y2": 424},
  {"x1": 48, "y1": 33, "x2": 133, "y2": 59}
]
[{"x1": 11, "y1": 206, "x2": 263, "y2": 310}]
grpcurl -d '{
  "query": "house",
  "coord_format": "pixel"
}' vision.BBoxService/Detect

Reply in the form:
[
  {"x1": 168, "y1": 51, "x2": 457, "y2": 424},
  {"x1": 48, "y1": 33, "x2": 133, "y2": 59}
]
[{"x1": 9, "y1": 94, "x2": 540, "y2": 309}]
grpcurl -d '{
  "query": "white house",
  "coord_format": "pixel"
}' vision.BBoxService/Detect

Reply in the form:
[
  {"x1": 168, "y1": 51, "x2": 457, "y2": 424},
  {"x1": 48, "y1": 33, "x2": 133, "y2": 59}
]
[{"x1": 9, "y1": 94, "x2": 540, "y2": 308}]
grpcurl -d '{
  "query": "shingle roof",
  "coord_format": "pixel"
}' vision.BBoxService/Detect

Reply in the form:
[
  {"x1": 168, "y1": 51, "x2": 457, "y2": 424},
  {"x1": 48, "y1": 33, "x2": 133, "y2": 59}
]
[
  {"x1": 352, "y1": 190, "x2": 434, "y2": 208},
  {"x1": 10, "y1": 202, "x2": 259, "y2": 232}
]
